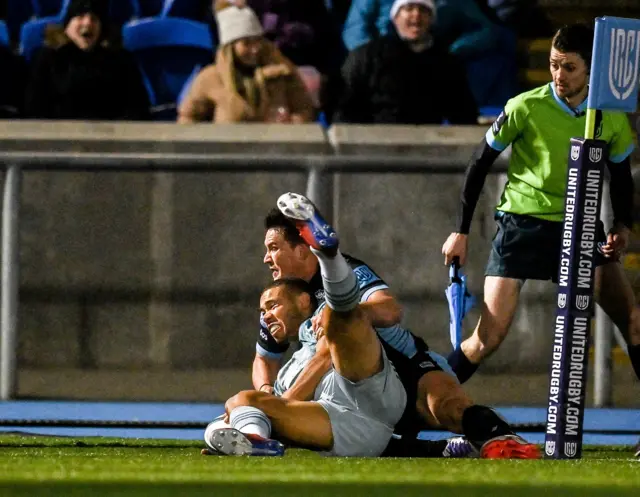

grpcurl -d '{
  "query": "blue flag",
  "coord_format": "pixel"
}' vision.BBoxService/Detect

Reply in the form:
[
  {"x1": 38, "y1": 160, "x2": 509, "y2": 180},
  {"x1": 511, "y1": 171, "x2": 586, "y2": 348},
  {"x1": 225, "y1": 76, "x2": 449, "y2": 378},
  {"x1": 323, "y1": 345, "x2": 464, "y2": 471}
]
[{"x1": 588, "y1": 16, "x2": 640, "y2": 112}]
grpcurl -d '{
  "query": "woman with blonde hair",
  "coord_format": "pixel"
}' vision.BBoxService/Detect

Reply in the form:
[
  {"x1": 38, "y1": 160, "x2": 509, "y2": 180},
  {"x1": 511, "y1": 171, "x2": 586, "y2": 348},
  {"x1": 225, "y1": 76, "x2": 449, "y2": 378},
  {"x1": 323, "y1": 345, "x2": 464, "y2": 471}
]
[{"x1": 178, "y1": 0, "x2": 315, "y2": 123}]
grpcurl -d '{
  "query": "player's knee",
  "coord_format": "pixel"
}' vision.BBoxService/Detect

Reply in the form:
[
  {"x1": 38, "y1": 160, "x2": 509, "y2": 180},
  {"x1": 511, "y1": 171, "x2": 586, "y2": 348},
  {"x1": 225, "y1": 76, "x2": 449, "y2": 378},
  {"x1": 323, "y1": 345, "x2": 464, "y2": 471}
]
[{"x1": 234, "y1": 389, "x2": 270, "y2": 408}]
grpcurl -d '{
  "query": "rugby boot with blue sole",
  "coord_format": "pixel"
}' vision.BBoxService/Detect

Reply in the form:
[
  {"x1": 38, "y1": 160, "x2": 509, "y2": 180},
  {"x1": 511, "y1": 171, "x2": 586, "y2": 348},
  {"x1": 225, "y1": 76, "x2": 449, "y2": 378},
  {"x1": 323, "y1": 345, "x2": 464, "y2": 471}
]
[
  {"x1": 205, "y1": 427, "x2": 285, "y2": 457},
  {"x1": 277, "y1": 192, "x2": 339, "y2": 256}
]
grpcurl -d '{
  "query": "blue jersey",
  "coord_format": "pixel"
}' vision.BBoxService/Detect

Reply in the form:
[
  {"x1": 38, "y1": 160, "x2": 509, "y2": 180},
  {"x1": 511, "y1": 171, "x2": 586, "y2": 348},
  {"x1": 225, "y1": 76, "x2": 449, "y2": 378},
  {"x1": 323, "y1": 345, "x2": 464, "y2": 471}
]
[{"x1": 256, "y1": 255, "x2": 418, "y2": 363}]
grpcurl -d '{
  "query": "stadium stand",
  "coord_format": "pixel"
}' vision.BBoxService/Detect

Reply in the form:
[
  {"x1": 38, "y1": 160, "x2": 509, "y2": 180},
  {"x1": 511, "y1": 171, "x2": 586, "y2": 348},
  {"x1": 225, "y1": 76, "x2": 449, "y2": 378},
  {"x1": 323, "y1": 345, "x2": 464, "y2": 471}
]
[{"x1": 122, "y1": 17, "x2": 214, "y2": 120}]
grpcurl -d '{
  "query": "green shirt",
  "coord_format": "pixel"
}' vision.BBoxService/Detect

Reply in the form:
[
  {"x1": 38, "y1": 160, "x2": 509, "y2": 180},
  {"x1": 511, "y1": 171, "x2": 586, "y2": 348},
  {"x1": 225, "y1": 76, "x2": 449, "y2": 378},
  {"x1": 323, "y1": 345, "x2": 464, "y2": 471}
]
[{"x1": 486, "y1": 83, "x2": 636, "y2": 221}]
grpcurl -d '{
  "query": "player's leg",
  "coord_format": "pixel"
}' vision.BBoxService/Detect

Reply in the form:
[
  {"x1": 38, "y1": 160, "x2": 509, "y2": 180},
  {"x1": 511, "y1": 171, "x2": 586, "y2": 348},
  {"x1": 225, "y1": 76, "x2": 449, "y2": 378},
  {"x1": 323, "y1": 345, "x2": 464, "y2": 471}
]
[
  {"x1": 594, "y1": 261, "x2": 640, "y2": 380},
  {"x1": 206, "y1": 390, "x2": 334, "y2": 455},
  {"x1": 449, "y1": 212, "x2": 559, "y2": 383},
  {"x1": 278, "y1": 192, "x2": 382, "y2": 381},
  {"x1": 448, "y1": 276, "x2": 522, "y2": 382},
  {"x1": 413, "y1": 349, "x2": 539, "y2": 459}
]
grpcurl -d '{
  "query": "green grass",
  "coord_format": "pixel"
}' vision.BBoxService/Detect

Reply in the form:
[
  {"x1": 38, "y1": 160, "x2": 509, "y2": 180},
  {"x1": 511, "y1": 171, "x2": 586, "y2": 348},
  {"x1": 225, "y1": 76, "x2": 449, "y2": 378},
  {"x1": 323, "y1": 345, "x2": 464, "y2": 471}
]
[{"x1": 0, "y1": 435, "x2": 637, "y2": 496}]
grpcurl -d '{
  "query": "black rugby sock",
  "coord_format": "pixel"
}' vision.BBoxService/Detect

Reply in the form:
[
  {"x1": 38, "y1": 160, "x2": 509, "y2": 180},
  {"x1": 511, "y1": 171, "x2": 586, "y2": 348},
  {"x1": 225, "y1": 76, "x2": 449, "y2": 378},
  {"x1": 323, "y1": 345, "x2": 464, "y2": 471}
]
[
  {"x1": 381, "y1": 436, "x2": 450, "y2": 458},
  {"x1": 447, "y1": 347, "x2": 478, "y2": 383},
  {"x1": 461, "y1": 405, "x2": 513, "y2": 449}
]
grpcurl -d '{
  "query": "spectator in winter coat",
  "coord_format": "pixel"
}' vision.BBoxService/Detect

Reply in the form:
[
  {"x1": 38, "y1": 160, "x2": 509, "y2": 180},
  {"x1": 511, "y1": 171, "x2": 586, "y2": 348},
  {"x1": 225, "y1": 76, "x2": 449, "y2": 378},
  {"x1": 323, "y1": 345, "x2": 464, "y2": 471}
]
[
  {"x1": 334, "y1": 0, "x2": 478, "y2": 125},
  {"x1": 24, "y1": 0, "x2": 150, "y2": 120},
  {"x1": 178, "y1": 0, "x2": 315, "y2": 124}
]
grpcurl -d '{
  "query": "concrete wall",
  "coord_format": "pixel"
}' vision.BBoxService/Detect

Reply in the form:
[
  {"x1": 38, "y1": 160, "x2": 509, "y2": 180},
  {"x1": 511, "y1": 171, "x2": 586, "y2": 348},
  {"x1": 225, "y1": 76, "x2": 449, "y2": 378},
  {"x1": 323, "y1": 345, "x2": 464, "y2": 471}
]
[{"x1": 1, "y1": 120, "x2": 637, "y2": 401}]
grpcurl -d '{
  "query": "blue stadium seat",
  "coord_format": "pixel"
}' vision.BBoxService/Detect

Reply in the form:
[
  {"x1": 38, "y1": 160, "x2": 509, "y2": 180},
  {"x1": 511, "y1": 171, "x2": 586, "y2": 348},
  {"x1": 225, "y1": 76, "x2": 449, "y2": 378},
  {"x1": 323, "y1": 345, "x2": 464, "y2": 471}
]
[
  {"x1": 6, "y1": 0, "x2": 35, "y2": 43},
  {"x1": 31, "y1": 0, "x2": 65, "y2": 18},
  {"x1": 20, "y1": 16, "x2": 60, "y2": 62},
  {"x1": 0, "y1": 21, "x2": 9, "y2": 47},
  {"x1": 161, "y1": 0, "x2": 209, "y2": 21},
  {"x1": 122, "y1": 18, "x2": 214, "y2": 120}
]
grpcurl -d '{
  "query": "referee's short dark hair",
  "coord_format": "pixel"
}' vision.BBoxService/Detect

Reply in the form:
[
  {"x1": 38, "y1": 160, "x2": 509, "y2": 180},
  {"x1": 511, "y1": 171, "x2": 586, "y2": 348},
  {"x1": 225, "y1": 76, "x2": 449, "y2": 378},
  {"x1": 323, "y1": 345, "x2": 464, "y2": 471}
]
[{"x1": 552, "y1": 23, "x2": 595, "y2": 68}]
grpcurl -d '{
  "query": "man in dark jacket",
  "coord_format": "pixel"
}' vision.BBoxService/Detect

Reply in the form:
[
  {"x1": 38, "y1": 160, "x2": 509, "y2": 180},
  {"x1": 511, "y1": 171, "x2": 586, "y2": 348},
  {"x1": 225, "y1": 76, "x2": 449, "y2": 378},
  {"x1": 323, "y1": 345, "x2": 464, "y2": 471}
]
[
  {"x1": 24, "y1": 0, "x2": 149, "y2": 120},
  {"x1": 333, "y1": 0, "x2": 478, "y2": 125}
]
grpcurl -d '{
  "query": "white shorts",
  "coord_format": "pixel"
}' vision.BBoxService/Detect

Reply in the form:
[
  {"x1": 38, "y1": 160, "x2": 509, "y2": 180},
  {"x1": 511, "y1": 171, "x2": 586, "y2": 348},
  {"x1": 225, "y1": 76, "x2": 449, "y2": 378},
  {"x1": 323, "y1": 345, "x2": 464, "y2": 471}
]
[{"x1": 316, "y1": 346, "x2": 407, "y2": 457}]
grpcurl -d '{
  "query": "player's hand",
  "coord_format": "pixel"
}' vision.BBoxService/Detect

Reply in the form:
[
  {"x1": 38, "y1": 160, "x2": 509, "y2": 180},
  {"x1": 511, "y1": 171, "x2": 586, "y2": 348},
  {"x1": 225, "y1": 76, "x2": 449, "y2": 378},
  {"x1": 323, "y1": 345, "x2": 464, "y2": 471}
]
[
  {"x1": 259, "y1": 384, "x2": 274, "y2": 394},
  {"x1": 601, "y1": 224, "x2": 630, "y2": 260},
  {"x1": 311, "y1": 313, "x2": 324, "y2": 339},
  {"x1": 442, "y1": 232, "x2": 469, "y2": 266}
]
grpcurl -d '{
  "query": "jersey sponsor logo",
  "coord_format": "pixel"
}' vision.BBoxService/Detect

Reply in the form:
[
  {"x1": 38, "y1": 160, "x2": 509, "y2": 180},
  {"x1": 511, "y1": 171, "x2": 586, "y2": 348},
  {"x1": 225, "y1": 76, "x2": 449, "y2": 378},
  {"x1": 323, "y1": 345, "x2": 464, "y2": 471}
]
[
  {"x1": 315, "y1": 289, "x2": 325, "y2": 302},
  {"x1": 570, "y1": 145, "x2": 580, "y2": 161},
  {"x1": 492, "y1": 110, "x2": 508, "y2": 135},
  {"x1": 608, "y1": 28, "x2": 640, "y2": 101},
  {"x1": 353, "y1": 265, "x2": 379, "y2": 286},
  {"x1": 419, "y1": 360, "x2": 435, "y2": 369}
]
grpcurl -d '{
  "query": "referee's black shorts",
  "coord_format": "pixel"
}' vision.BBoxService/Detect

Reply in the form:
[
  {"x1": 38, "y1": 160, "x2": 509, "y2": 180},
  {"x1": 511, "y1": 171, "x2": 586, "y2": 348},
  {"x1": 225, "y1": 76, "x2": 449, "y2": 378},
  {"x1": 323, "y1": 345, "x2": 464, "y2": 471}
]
[{"x1": 485, "y1": 211, "x2": 612, "y2": 283}]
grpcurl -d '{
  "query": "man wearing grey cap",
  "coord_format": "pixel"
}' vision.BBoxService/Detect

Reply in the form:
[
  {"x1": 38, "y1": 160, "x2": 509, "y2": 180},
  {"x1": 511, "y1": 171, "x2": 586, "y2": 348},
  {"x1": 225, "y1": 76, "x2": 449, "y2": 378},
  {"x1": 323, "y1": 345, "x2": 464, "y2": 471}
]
[{"x1": 333, "y1": 0, "x2": 477, "y2": 125}]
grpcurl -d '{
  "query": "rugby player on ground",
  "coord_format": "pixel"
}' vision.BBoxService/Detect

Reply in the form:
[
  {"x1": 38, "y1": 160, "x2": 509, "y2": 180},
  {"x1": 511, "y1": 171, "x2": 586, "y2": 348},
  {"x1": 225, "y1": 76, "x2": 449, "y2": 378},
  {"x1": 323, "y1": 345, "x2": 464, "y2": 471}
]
[
  {"x1": 204, "y1": 193, "x2": 540, "y2": 458},
  {"x1": 442, "y1": 24, "x2": 640, "y2": 423}
]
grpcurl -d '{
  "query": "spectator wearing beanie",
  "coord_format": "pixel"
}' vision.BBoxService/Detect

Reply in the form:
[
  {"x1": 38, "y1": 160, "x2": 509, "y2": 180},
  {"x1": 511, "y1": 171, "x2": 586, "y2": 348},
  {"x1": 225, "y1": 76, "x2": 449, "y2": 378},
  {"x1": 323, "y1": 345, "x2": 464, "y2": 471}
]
[
  {"x1": 178, "y1": 0, "x2": 314, "y2": 124},
  {"x1": 24, "y1": 0, "x2": 150, "y2": 120}
]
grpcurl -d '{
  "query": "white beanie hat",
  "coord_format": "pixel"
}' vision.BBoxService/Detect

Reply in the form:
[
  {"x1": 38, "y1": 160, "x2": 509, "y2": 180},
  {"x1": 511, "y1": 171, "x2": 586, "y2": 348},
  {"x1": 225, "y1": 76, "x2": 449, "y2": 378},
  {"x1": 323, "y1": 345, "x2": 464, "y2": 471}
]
[
  {"x1": 390, "y1": 0, "x2": 436, "y2": 20},
  {"x1": 216, "y1": 2, "x2": 264, "y2": 46}
]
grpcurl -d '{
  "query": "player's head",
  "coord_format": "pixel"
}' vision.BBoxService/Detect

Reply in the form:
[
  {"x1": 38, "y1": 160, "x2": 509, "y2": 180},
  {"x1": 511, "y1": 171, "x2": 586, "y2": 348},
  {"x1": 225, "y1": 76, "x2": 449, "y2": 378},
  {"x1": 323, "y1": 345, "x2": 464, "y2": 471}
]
[
  {"x1": 260, "y1": 278, "x2": 317, "y2": 343},
  {"x1": 550, "y1": 23, "x2": 594, "y2": 100},
  {"x1": 263, "y1": 208, "x2": 315, "y2": 280}
]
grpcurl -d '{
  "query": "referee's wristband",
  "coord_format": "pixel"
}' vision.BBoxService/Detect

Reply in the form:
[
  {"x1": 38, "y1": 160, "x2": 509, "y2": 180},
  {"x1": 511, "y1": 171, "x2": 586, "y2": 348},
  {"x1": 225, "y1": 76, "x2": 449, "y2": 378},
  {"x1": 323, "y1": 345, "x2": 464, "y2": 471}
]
[{"x1": 258, "y1": 383, "x2": 273, "y2": 392}]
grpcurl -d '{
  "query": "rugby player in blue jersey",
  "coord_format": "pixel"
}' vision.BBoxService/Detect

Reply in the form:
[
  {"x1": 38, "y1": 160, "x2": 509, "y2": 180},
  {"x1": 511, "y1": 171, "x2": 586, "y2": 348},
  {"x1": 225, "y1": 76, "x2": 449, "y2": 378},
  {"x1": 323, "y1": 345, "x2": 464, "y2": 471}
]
[{"x1": 204, "y1": 193, "x2": 539, "y2": 458}]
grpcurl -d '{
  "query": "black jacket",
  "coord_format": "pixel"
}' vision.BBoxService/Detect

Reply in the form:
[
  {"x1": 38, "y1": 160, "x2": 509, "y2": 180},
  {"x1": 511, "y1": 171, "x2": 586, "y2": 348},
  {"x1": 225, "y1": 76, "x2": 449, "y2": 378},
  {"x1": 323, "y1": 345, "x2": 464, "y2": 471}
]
[
  {"x1": 25, "y1": 40, "x2": 150, "y2": 120},
  {"x1": 333, "y1": 29, "x2": 478, "y2": 125},
  {"x1": 0, "y1": 47, "x2": 26, "y2": 118}
]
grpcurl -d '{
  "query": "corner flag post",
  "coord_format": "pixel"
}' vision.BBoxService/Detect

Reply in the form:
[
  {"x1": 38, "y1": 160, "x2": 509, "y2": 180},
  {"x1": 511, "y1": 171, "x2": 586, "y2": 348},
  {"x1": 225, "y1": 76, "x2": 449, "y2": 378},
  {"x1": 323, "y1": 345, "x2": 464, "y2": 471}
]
[{"x1": 544, "y1": 16, "x2": 640, "y2": 460}]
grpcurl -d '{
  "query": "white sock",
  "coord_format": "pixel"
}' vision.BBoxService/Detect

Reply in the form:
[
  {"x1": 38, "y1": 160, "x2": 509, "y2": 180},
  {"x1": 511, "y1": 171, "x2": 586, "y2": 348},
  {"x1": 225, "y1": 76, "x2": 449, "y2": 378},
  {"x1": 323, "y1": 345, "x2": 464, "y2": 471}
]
[
  {"x1": 310, "y1": 248, "x2": 350, "y2": 282},
  {"x1": 229, "y1": 406, "x2": 271, "y2": 438},
  {"x1": 310, "y1": 248, "x2": 359, "y2": 312}
]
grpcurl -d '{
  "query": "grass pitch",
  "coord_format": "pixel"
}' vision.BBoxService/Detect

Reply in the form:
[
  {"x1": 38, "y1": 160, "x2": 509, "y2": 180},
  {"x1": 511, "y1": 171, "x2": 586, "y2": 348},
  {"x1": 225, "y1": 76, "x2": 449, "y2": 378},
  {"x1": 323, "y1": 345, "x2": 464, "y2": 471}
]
[{"x1": 0, "y1": 435, "x2": 637, "y2": 496}]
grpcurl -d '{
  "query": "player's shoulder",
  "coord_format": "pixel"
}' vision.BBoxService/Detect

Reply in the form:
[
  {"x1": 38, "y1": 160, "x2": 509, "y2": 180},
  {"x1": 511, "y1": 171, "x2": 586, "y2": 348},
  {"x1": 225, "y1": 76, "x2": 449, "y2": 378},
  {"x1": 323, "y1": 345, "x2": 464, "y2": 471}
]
[
  {"x1": 343, "y1": 253, "x2": 369, "y2": 269},
  {"x1": 343, "y1": 253, "x2": 386, "y2": 286},
  {"x1": 506, "y1": 84, "x2": 551, "y2": 113}
]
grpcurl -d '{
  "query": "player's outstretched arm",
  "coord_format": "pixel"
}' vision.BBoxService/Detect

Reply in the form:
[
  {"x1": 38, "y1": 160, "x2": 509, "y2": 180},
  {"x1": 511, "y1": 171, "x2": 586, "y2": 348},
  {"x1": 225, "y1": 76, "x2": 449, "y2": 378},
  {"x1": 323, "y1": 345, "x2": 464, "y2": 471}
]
[
  {"x1": 443, "y1": 138, "x2": 501, "y2": 266},
  {"x1": 358, "y1": 289, "x2": 402, "y2": 328},
  {"x1": 251, "y1": 353, "x2": 281, "y2": 393}
]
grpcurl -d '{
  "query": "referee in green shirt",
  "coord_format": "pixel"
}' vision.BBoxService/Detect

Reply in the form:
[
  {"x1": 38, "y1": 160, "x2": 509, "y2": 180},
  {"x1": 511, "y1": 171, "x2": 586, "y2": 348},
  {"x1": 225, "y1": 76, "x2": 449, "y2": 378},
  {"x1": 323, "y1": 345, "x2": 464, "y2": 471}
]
[{"x1": 442, "y1": 23, "x2": 640, "y2": 389}]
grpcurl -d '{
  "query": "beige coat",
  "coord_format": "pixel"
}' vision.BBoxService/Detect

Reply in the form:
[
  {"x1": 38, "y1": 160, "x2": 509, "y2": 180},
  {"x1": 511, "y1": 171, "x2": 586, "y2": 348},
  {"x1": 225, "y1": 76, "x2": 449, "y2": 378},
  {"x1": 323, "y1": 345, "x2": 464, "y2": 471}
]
[{"x1": 178, "y1": 40, "x2": 315, "y2": 123}]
